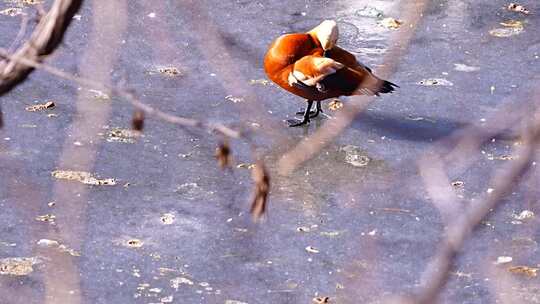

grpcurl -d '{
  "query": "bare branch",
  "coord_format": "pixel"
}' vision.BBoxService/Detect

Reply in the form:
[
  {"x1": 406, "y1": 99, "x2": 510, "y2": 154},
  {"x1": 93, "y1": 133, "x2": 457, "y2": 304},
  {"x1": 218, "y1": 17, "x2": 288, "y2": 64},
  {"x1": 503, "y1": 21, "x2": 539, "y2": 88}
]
[
  {"x1": 0, "y1": 45, "x2": 270, "y2": 220},
  {"x1": 0, "y1": 0, "x2": 83, "y2": 95}
]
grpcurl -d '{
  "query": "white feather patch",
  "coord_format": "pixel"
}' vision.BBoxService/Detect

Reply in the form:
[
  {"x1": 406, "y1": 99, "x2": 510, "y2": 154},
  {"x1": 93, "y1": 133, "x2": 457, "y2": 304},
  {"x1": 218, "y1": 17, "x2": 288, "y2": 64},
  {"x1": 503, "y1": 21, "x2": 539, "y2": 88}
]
[{"x1": 292, "y1": 71, "x2": 307, "y2": 81}]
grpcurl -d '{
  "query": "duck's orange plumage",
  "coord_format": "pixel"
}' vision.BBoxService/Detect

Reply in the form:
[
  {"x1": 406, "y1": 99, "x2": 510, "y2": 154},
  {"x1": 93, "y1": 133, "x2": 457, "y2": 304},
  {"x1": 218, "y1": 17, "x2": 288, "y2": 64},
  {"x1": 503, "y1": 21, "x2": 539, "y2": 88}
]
[{"x1": 264, "y1": 20, "x2": 397, "y2": 126}]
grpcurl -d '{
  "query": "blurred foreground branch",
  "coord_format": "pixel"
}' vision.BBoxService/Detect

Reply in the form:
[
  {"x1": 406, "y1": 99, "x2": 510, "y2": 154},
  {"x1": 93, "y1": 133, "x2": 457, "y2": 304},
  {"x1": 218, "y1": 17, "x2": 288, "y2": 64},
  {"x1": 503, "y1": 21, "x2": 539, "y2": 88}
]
[
  {"x1": 408, "y1": 101, "x2": 540, "y2": 303},
  {"x1": 39, "y1": 2, "x2": 127, "y2": 303},
  {"x1": 187, "y1": 1, "x2": 288, "y2": 141}
]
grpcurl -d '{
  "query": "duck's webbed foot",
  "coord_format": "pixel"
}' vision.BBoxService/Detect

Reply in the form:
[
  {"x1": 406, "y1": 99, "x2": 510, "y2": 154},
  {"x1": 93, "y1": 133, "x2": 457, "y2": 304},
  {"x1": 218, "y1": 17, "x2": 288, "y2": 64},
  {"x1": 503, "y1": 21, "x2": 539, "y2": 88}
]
[
  {"x1": 295, "y1": 110, "x2": 318, "y2": 117},
  {"x1": 288, "y1": 100, "x2": 313, "y2": 127},
  {"x1": 287, "y1": 117, "x2": 310, "y2": 127}
]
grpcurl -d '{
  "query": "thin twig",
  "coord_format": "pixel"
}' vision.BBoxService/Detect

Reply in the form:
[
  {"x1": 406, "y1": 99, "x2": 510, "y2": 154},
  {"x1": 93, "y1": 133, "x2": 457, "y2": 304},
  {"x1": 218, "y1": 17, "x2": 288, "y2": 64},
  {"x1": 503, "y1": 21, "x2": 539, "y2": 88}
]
[{"x1": 0, "y1": 48, "x2": 243, "y2": 140}]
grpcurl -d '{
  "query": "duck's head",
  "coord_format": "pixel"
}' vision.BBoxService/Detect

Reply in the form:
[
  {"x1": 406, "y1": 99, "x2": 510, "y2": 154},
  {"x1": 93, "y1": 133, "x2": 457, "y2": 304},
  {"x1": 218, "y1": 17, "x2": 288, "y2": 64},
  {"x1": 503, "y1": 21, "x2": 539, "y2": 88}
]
[{"x1": 309, "y1": 20, "x2": 339, "y2": 51}]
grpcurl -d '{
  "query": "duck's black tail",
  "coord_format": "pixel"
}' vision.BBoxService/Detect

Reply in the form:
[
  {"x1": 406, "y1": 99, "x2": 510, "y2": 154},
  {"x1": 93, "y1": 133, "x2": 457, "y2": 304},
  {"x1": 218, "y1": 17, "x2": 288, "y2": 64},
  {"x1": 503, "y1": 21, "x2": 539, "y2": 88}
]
[
  {"x1": 356, "y1": 78, "x2": 399, "y2": 96},
  {"x1": 376, "y1": 80, "x2": 399, "y2": 95},
  {"x1": 348, "y1": 68, "x2": 399, "y2": 96}
]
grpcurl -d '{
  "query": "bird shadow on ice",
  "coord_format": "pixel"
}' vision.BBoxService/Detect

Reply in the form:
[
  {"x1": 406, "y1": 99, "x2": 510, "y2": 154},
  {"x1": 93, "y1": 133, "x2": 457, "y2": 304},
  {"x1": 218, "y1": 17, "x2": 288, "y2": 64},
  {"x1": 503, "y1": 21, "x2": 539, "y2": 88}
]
[{"x1": 346, "y1": 111, "x2": 519, "y2": 143}]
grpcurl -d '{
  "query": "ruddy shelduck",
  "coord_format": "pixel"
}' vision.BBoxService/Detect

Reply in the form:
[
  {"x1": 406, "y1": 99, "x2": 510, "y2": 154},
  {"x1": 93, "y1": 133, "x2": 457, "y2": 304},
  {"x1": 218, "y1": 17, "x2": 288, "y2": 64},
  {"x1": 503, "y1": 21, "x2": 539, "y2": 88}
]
[{"x1": 264, "y1": 20, "x2": 398, "y2": 127}]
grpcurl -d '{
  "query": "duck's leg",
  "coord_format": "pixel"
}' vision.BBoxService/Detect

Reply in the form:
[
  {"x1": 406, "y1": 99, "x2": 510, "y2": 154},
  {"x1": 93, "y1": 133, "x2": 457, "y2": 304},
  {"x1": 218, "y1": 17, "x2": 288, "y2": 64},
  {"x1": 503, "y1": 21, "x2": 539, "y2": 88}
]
[
  {"x1": 310, "y1": 101, "x2": 323, "y2": 118},
  {"x1": 288, "y1": 100, "x2": 313, "y2": 127},
  {"x1": 296, "y1": 100, "x2": 323, "y2": 118}
]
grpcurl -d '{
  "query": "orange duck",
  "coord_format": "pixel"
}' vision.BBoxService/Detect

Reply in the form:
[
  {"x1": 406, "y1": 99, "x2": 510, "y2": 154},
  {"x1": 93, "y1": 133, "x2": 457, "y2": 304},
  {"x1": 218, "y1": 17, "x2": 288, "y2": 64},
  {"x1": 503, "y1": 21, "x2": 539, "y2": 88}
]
[{"x1": 264, "y1": 20, "x2": 398, "y2": 127}]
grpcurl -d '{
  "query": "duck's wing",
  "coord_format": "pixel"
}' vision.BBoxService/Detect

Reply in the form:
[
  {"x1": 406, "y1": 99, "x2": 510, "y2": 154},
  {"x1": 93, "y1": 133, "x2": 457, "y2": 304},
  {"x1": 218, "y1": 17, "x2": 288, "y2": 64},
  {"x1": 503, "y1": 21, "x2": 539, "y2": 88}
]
[
  {"x1": 287, "y1": 53, "x2": 398, "y2": 97},
  {"x1": 287, "y1": 55, "x2": 344, "y2": 88},
  {"x1": 287, "y1": 54, "x2": 374, "y2": 95},
  {"x1": 326, "y1": 46, "x2": 372, "y2": 73}
]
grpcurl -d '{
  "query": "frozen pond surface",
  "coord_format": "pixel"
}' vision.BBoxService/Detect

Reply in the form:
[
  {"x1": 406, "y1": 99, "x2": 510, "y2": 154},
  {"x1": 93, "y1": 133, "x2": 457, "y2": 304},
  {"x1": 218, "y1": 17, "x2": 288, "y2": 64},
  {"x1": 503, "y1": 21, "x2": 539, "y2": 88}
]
[{"x1": 0, "y1": 0, "x2": 539, "y2": 303}]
